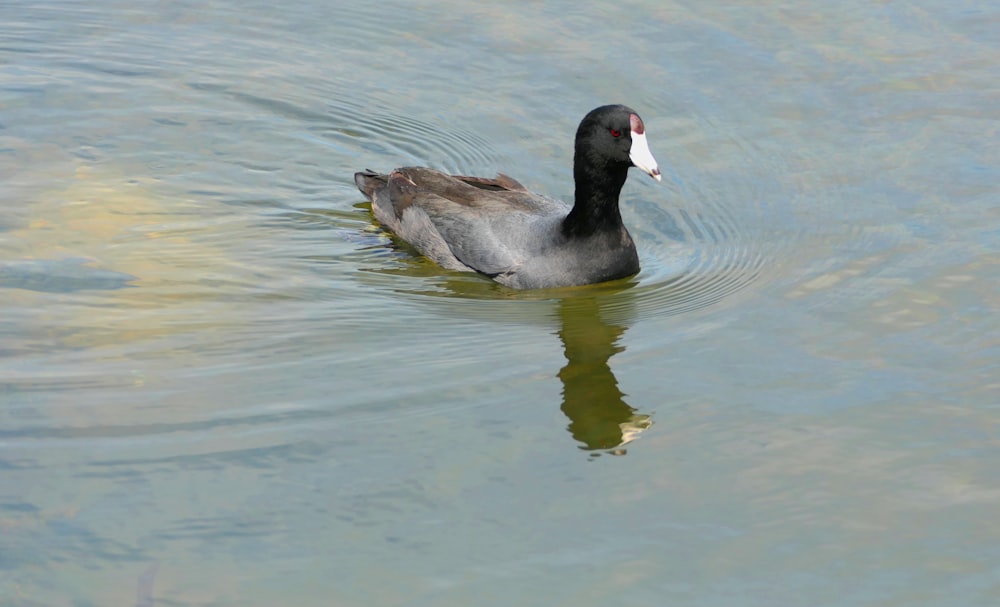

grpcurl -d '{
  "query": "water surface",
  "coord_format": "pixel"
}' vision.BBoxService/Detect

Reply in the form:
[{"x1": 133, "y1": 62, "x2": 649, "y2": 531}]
[{"x1": 1, "y1": 1, "x2": 998, "y2": 605}]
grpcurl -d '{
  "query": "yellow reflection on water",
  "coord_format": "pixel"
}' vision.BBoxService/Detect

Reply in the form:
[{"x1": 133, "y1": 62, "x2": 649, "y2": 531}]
[{"x1": 5, "y1": 163, "x2": 243, "y2": 351}]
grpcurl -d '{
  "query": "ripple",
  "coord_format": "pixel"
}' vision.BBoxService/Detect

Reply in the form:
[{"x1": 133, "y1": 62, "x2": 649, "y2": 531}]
[
  {"x1": 347, "y1": 121, "x2": 809, "y2": 325},
  {"x1": 329, "y1": 97, "x2": 500, "y2": 175}
]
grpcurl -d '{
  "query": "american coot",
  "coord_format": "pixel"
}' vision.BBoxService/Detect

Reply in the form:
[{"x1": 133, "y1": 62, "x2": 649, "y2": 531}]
[{"x1": 354, "y1": 104, "x2": 660, "y2": 289}]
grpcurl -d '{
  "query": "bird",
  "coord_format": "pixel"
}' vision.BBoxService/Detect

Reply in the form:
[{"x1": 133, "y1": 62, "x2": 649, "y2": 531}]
[{"x1": 354, "y1": 104, "x2": 661, "y2": 289}]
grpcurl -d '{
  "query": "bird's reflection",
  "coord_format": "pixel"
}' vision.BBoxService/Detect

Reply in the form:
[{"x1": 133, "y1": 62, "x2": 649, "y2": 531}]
[
  {"x1": 555, "y1": 296, "x2": 651, "y2": 455},
  {"x1": 386, "y1": 270, "x2": 653, "y2": 455}
]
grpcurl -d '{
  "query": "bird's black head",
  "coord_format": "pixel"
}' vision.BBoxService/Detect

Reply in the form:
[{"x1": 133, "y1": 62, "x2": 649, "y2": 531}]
[{"x1": 574, "y1": 104, "x2": 661, "y2": 181}]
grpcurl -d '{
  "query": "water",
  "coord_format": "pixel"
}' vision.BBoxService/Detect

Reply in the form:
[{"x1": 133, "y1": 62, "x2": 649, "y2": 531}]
[{"x1": 1, "y1": 1, "x2": 998, "y2": 605}]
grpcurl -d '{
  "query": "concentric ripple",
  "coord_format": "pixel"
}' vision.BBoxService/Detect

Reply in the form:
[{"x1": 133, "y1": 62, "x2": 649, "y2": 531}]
[
  {"x1": 324, "y1": 95, "x2": 501, "y2": 176},
  {"x1": 350, "y1": 115, "x2": 823, "y2": 324}
]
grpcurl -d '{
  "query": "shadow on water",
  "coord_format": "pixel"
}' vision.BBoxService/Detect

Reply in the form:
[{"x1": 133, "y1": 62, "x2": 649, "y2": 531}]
[{"x1": 555, "y1": 295, "x2": 652, "y2": 456}]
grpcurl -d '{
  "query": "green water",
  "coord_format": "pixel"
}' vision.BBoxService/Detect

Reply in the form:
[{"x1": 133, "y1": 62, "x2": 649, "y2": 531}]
[{"x1": 1, "y1": 1, "x2": 998, "y2": 605}]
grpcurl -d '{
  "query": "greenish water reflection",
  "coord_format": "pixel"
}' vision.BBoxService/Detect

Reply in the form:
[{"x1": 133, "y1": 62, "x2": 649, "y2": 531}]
[{"x1": 556, "y1": 296, "x2": 651, "y2": 454}]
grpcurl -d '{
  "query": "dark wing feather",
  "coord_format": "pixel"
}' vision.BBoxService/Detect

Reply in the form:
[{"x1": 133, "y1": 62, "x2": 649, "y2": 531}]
[
  {"x1": 357, "y1": 167, "x2": 568, "y2": 278},
  {"x1": 387, "y1": 170, "x2": 521, "y2": 275}
]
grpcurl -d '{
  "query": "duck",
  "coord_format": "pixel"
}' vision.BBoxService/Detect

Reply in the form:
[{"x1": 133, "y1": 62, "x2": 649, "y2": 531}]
[{"x1": 354, "y1": 104, "x2": 661, "y2": 289}]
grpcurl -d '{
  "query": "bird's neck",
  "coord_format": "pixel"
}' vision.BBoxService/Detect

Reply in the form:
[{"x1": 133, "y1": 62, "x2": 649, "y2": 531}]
[{"x1": 562, "y1": 160, "x2": 629, "y2": 238}]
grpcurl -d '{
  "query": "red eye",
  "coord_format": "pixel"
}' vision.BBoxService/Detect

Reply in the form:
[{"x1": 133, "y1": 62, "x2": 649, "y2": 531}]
[{"x1": 610, "y1": 128, "x2": 621, "y2": 138}]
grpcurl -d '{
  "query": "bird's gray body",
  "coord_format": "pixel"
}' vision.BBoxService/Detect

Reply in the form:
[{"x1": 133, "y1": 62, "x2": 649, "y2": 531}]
[{"x1": 355, "y1": 167, "x2": 639, "y2": 289}]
